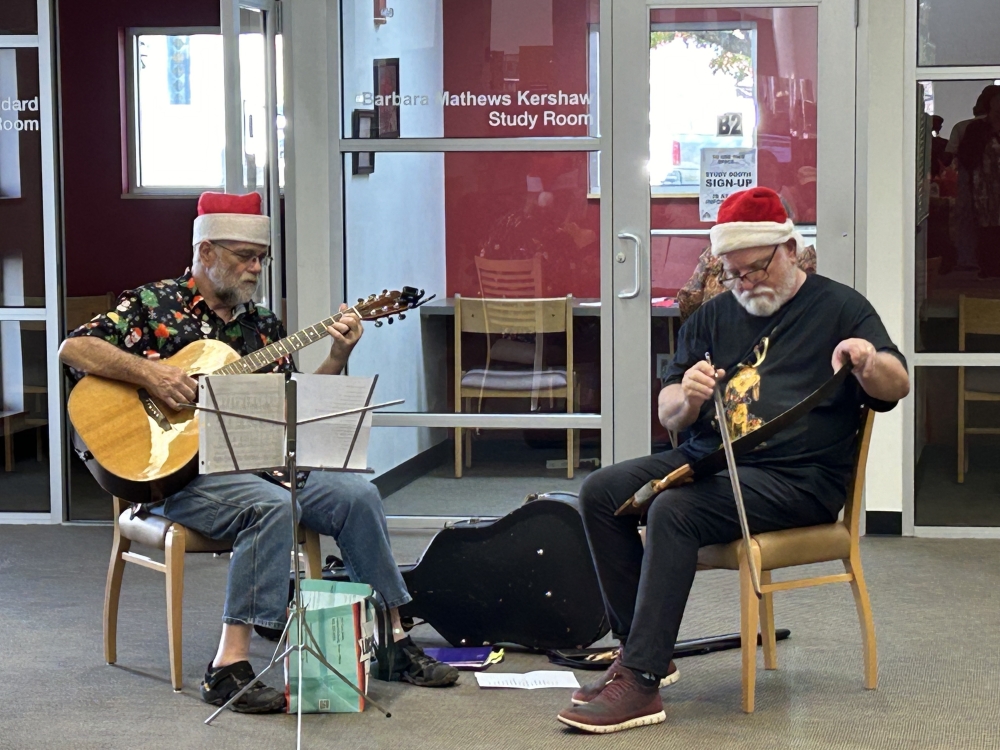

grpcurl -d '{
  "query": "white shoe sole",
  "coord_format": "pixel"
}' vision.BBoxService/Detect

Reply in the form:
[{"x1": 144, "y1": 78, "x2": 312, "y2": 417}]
[
  {"x1": 570, "y1": 667, "x2": 680, "y2": 706},
  {"x1": 557, "y1": 710, "x2": 666, "y2": 734}
]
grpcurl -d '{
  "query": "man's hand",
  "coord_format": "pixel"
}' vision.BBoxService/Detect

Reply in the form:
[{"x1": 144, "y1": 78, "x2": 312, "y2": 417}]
[
  {"x1": 322, "y1": 303, "x2": 364, "y2": 374},
  {"x1": 143, "y1": 361, "x2": 198, "y2": 411},
  {"x1": 831, "y1": 338, "x2": 877, "y2": 379},
  {"x1": 832, "y1": 337, "x2": 910, "y2": 401},
  {"x1": 681, "y1": 361, "x2": 726, "y2": 408}
]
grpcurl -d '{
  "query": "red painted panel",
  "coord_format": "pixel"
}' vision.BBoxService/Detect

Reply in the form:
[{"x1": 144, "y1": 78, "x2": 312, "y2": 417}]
[
  {"x1": 59, "y1": 0, "x2": 219, "y2": 297},
  {"x1": 444, "y1": 151, "x2": 599, "y2": 299}
]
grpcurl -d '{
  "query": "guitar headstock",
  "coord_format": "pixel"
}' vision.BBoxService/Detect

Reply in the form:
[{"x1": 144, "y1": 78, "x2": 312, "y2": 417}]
[{"x1": 353, "y1": 286, "x2": 435, "y2": 327}]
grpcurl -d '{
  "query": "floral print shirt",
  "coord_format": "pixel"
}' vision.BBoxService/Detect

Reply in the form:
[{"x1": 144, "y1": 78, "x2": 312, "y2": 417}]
[{"x1": 66, "y1": 270, "x2": 295, "y2": 382}]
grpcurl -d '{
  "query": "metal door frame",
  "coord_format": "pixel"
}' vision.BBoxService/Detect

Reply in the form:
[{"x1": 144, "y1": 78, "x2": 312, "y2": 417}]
[{"x1": 609, "y1": 0, "x2": 859, "y2": 464}]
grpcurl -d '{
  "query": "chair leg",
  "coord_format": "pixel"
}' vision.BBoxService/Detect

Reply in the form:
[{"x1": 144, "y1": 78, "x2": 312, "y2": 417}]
[
  {"x1": 739, "y1": 544, "x2": 761, "y2": 713},
  {"x1": 302, "y1": 527, "x2": 322, "y2": 580},
  {"x1": 566, "y1": 428, "x2": 574, "y2": 480},
  {"x1": 103, "y1": 511, "x2": 131, "y2": 666},
  {"x1": 3, "y1": 415, "x2": 12, "y2": 472},
  {"x1": 464, "y1": 412, "x2": 473, "y2": 469},
  {"x1": 164, "y1": 525, "x2": 186, "y2": 693},
  {"x1": 758, "y1": 570, "x2": 777, "y2": 670},
  {"x1": 958, "y1": 392, "x2": 965, "y2": 484},
  {"x1": 845, "y1": 553, "x2": 878, "y2": 690}
]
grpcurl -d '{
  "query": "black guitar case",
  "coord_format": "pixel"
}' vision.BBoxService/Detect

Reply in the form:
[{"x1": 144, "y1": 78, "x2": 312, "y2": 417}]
[{"x1": 318, "y1": 491, "x2": 610, "y2": 651}]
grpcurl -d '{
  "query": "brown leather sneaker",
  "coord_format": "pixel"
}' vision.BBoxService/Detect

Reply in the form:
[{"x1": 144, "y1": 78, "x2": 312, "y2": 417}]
[
  {"x1": 571, "y1": 655, "x2": 679, "y2": 705},
  {"x1": 558, "y1": 667, "x2": 665, "y2": 734}
]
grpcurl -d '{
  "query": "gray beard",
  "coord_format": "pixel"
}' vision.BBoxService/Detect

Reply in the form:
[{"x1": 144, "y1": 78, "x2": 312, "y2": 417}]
[
  {"x1": 736, "y1": 291, "x2": 783, "y2": 316},
  {"x1": 732, "y1": 272, "x2": 797, "y2": 316},
  {"x1": 208, "y1": 267, "x2": 259, "y2": 308}
]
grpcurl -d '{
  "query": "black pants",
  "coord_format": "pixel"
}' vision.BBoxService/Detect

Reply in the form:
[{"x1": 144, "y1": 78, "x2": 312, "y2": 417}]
[{"x1": 579, "y1": 449, "x2": 836, "y2": 677}]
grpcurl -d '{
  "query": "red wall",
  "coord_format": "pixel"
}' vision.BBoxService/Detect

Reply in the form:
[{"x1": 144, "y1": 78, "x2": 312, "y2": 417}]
[
  {"x1": 59, "y1": 0, "x2": 219, "y2": 298},
  {"x1": 442, "y1": 0, "x2": 600, "y2": 299}
]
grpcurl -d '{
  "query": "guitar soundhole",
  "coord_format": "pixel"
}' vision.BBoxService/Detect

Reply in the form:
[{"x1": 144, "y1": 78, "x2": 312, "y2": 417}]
[{"x1": 137, "y1": 388, "x2": 173, "y2": 432}]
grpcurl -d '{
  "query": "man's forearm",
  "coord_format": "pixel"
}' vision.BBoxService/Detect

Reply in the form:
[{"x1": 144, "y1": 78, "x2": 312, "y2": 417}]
[
  {"x1": 58, "y1": 337, "x2": 154, "y2": 387},
  {"x1": 856, "y1": 352, "x2": 910, "y2": 402},
  {"x1": 313, "y1": 354, "x2": 345, "y2": 376},
  {"x1": 658, "y1": 384, "x2": 701, "y2": 432}
]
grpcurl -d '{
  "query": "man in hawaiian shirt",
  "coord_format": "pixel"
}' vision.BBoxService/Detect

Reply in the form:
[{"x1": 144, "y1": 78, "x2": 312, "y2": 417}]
[{"x1": 59, "y1": 192, "x2": 457, "y2": 713}]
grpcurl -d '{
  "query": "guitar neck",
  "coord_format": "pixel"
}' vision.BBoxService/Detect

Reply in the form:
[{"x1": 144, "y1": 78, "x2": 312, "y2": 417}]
[{"x1": 213, "y1": 310, "x2": 350, "y2": 375}]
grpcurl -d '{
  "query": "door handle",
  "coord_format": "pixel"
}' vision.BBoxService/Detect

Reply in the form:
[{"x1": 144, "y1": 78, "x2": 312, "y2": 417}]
[{"x1": 616, "y1": 232, "x2": 642, "y2": 299}]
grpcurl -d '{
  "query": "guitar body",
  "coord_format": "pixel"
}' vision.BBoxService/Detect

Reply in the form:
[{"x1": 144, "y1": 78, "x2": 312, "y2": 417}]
[{"x1": 68, "y1": 339, "x2": 240, "y2": 502}]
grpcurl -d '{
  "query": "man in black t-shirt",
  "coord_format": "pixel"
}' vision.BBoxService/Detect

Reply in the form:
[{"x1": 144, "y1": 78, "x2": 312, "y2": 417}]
[{"x1": 557, "y1": 188, "x2": 909, "y2": 734}]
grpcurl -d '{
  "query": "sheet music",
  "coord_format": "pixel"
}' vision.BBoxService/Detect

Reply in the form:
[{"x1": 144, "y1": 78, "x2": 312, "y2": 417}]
[
  {"x1": 292, "y1": 374, "x2": 375, "y2": 471},
  {"x1": 199, "y1": 374, "x2": 286, "y2": 474},
  {"x1": 474, "y1": 671, "x2": 580, "y2": 690}
]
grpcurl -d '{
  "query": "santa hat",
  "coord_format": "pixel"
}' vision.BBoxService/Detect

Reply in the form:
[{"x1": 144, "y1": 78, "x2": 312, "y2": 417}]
[
  {"x1": 192, "y1": 192, "x2": 270, "y2": 247},
  {"x1": 709, "y1": 187, "x2": 803, "y2": 256}
]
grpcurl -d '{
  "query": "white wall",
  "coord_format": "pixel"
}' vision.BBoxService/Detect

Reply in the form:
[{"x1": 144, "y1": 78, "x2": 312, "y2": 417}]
[
  {"x1": 341, "y1": 0, "x2": 448, "y2": 477},
  {"x1": 862, "y1": 0, "x2": 907, "y2": 514}
]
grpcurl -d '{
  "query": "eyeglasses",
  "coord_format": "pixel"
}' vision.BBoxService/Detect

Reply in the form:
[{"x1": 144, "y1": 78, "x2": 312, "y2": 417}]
[
  {"x1": 213, "y1": 242, "x2": 272, "y2": 269},
  {"x1": 720, "y1": 245, "x2": 780, "y2": 288}
]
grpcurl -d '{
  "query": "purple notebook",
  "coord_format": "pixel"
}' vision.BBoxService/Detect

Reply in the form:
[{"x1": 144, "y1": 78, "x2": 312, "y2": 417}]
[{"x1": 423, "y1": 646, "x2": 496, "y2": 670}]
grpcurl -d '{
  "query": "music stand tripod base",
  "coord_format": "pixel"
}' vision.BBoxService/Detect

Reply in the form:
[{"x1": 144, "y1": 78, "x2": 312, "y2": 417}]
[{"x1": 200, "y1": 377, "x2": 392, "y2": 735}]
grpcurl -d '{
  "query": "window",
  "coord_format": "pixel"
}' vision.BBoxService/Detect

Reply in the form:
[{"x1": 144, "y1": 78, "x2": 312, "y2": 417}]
[
  {"x1": 126, "y1": 28, "x2": 284, "y2": 193},
  {"x1": 587, "y1": 22, "x2": 760, "y2": 198}
]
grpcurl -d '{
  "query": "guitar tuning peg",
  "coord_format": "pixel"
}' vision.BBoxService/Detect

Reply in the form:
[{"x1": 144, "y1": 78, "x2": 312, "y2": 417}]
[
  {"x1": 374, "y1": 320, "x2": 383, "y2": 328},
  {"x1": 382, "y1": 289, "x2": 388, "y2": 295},
  {"x1": 398, "y1": 313, "x2": 406, "y2": 320},
  {"x1": 368, "y1": 294, "x2": 375, "y2": 300},
  {"x1": 387, "y1": 317, "x2": 394, "y2": 324},
  {"x1": 357, "y1": 298, "x2": 364, "y2": 304}
]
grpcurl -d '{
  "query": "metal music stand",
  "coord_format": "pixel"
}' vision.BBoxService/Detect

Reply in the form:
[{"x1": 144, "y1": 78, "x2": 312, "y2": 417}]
[{"x1": 187, "y1": 374, "x2": 402, "y2": 747}]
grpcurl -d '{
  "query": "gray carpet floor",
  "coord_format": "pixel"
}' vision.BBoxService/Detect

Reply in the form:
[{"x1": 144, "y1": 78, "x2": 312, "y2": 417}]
[{"x1": 2, "y1": 526, "x2": 999, "y2": 749}]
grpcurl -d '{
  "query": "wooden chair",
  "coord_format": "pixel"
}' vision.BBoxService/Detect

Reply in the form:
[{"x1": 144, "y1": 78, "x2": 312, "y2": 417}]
[
  {"x1": 104, "y1": 496, "x2": 323, "y2": 692},
  {"x1": 454, "y1": 295, "x2": 578, "y2": 478},
  {"x1": 65, "y1": 292, "x2": 116, "y2": 332},
  {"x1": 957, "y1": 294, "x2": 1000, "y2": 483},
  {"x1": 474, "y1": 254, "x2": 543, "y2": 298},
  {"x1": 696, "y1": 407, "x2": 877, "y2": 713}
]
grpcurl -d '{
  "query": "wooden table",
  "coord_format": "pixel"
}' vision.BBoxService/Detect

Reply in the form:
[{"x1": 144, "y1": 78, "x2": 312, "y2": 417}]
[{"x1": 419, "y1": 297, "x2": 681, "y2": 318}]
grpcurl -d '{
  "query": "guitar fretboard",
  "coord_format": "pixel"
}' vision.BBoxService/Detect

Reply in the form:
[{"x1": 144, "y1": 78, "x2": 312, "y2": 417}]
[{"x1": 212, "y1": 310, "x2": 350, "y2": 375}]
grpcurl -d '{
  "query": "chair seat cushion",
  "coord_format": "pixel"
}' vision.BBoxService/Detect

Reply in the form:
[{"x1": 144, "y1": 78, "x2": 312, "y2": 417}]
[
  {"x1": 461, "y1": 368, "x2": 567, "y2": 391},
  {"x1": 964, "y1": 367, "x2": 1000, "y2": 394},
  {"x1": 697, "y1": 522, "x2": 851, "y2": 571},
  {"x1": 118, "y1": 510, "x2": 233, "y2": 553}
]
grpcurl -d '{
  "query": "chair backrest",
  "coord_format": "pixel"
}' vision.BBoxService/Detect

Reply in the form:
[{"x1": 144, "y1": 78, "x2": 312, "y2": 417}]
[
  {"x1": 474, "y1": 255, "x2": 543, "y2": 298},
  {"x1": 456, "y1": 296, "x2": 570, "y2": 336},
  {"x1": 959, "y1": 294, "x2": 1000, "y2": 350},
  {"x1": 843, "y1": 407, "x2": 876, "y2": 540},
  {"x1": 66, "y1": 293, "x2": 116, "y2": 333}
]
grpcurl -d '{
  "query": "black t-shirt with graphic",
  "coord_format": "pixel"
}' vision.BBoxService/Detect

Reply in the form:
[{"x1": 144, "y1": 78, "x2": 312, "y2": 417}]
[{"x1": 664, "y1": 273, "x2": 906, "y2": 513}]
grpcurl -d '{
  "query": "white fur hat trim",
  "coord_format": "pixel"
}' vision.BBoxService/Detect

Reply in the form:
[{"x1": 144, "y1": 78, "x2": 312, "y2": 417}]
[
  {"x1": 192, "y1": 213, "x2": 270, "y2": 247},
  {"x1": 710, "y1": 218, "x2": 800, "y2": 256}
]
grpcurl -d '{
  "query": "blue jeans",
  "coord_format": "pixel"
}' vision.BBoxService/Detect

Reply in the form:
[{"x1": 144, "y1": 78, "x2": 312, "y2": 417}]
[{"x1": 152, "y1": 471, "x2": 411, "y2": 629}]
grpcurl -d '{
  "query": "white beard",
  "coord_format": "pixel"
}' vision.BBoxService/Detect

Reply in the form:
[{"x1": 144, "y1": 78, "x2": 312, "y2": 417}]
[{"x1": 732, "y1": 270, "x2": 797, "y2": 316}]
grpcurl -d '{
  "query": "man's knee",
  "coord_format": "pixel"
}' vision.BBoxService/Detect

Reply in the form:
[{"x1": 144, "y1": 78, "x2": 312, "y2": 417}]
[
  {"x1": 578, "y1": 468, "x2": 616, "y2": 518},
  {"x1": 347, "y1": 480, "x2": 382, "y2": 513},
  {"x1": 252, "y1": 495, "x2": 293, "y2": 527},
  {"x1": 645, "y1": 494, "x2": 697, "y2": 539}
]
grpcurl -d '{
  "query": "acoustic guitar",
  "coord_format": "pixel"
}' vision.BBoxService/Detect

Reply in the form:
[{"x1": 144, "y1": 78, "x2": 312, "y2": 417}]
[{"x1": 68, "y1": 287, "x2": 427, "y2": 504}]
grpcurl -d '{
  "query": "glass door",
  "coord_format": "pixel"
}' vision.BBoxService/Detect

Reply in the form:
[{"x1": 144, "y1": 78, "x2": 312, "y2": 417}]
[
  {"x1": 221, "y1": 0, "x2": 283, "y2": 311},
  {"x1": 610, "y1": 0, "x2": 858, "y2": 461}
]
